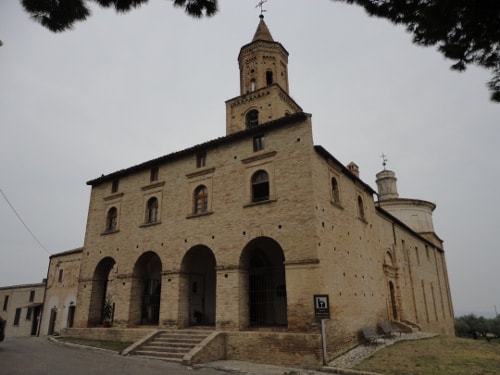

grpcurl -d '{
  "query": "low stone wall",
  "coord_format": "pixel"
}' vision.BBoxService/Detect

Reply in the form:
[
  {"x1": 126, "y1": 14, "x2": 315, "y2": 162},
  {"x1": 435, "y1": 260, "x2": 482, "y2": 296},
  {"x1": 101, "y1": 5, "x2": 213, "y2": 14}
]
[
  {"x1": 184, "y1": 332, "x2": 226, "y2": 365},
  {"x1": 225, "y1": 331, "x2": 323, "y2": 368},
  {"x1": 62, "y1": 328, "x2": 324, "y2": 368},
  {"x1": 62, "y1": 327, "x2": 155, "y2": 343}
]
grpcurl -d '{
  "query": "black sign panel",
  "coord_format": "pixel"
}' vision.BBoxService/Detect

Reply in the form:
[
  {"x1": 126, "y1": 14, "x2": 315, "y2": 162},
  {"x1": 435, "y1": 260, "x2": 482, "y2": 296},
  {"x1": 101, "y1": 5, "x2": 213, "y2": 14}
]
[{"x1": 314, "y1": 294, "x2": 330, "y2": 319}]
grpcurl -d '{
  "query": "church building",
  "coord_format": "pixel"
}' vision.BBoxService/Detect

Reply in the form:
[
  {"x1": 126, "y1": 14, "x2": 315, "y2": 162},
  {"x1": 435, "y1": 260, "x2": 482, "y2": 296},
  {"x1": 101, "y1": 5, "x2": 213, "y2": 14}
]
[{"x1": 70, "y1": 16, "x2": 454, "y2": 366}]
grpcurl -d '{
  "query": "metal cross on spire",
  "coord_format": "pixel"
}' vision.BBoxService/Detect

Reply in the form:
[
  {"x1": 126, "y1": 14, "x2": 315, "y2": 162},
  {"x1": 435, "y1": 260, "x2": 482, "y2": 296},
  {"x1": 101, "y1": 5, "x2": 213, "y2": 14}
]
[
  {"x1": 381, "y1": 153, "x2": 388, "y2": 170},
  {"x1": 256, "y1": 0, "x2": 268, "y2": 17}
]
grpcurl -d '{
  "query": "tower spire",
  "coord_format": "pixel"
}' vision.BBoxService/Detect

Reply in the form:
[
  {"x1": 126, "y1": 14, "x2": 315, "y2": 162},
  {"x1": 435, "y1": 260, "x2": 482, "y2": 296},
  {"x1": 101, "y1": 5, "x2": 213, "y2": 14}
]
[
  {"x1": 225, "y1": 13, "x2": 302, "y2": 135},
  {"x1": 252, "y1": 12, "x2": 273, "y2": 42}
]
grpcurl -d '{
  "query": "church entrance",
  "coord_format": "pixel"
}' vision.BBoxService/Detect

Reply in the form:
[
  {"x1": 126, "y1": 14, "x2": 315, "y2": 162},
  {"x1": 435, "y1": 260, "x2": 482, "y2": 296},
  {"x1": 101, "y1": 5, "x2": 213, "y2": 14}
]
[
  {"x1": 181, "y1": 246, "x2": 216, "y2": 326},
  {"x1": 241, "y1": 237, "x2": 287, "y2": 327},
  {"x1": 131, "y1": 252, "x2": 162, "y2": 325},
  {"x1": 88, "y1": 257, "x2": 115, "y2": 326}
]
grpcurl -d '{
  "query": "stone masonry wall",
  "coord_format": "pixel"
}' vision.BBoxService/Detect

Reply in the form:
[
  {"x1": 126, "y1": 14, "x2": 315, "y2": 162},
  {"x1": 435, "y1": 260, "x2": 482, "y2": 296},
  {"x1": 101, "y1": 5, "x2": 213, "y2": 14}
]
[
  {"x1": 75, "y1": 117, "x2": 320, "y2": 331},
  {"x1": 40, "y1": 249, "x2": 82, "y2": 336}
]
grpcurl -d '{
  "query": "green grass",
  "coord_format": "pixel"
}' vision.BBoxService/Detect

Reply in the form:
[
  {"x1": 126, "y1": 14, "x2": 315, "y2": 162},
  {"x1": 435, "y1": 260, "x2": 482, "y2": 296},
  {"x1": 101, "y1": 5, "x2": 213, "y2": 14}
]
[
  {"x1": 56, "y1": 337, "x2": 133, "y2": 353},
  {"x1": 353, "y1": 336, "x2": 500, "y2": 375}
]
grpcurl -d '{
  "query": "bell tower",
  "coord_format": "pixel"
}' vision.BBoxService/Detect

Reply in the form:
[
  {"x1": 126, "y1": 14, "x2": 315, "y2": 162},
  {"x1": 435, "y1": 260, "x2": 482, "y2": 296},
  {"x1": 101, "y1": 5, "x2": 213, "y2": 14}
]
[{"x1": 225, "y1": 15, "x2": 302, "y2": 135}]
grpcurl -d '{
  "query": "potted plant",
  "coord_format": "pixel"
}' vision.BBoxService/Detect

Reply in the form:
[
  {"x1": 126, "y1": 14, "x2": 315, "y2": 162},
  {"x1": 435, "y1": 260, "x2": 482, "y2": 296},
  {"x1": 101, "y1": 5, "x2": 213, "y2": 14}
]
[{"x1": 102, "y1": 297, "x2": 113, "y2": 327}]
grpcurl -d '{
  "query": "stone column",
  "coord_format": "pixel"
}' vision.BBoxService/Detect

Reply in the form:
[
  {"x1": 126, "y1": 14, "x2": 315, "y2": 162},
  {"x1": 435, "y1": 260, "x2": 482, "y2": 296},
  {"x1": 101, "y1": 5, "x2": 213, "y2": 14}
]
[
  {"x1": 160, "y1": 270, "x2": 183, "y2": 328},
  {"x1": 215, "y1": 265, "x2": 242, "y2": 330}
]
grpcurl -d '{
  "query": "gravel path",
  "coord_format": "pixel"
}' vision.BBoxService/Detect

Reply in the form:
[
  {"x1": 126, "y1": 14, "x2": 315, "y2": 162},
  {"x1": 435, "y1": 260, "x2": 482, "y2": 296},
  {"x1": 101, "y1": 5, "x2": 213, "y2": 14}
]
[{"x1": 327, "y1": 332, "x2": 437, "y2": 369}]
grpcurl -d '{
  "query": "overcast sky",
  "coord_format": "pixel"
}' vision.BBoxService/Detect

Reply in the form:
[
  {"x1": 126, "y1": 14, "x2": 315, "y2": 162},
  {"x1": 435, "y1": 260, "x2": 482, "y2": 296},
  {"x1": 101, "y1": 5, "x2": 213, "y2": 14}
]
[{"x1": 1, "y1": 0, "x2": 499, "y2": 318}]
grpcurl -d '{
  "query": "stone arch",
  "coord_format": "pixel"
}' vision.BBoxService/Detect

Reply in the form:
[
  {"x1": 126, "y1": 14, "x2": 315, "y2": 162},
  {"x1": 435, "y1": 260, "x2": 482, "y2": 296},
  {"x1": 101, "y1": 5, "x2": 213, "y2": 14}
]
[
  {"x1": 129, "y1": 251, "x2": 162, "y2": 325},
  {"x1": 240, "y1": 237, "x2": 287, "y2": 327},
  {"x1": 180, "y1": 245, "x2": 217, "y2": 326},
  {"x1": 245, "y1": 109, "x2": 259, "y2": 128},
  {"x1": 88, "y1": 257, "x2": 116, "y2": 326},
  {"x1": 251, "y1": 170, "x2": 270, "y2": 202},
  {"x1": 384, "y1": 250, "x2": 395, "y2": 268}
]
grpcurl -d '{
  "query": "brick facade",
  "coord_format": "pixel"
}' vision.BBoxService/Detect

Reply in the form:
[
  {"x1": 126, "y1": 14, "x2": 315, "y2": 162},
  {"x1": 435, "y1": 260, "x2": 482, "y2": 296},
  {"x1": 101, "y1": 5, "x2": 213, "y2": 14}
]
[
  {"x1": 39, "y1": 248, "x2": 82, "y2": 335},
  {"x1": 0, "y1": 282, "x2": 45, "y2": 337},
  {"x1": 67, "y1": 16, "x2": 454, "y2": 366}
]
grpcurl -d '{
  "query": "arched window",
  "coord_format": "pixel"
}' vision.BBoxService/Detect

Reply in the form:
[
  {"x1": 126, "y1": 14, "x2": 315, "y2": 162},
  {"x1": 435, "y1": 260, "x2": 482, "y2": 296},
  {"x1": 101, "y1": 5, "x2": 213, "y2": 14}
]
[
  {"x1": 245, "y1": 109, "x2": 259, "y2": 128},
  {"x1": 357, "y1": 195, "x2": 365, "y2": 220},
  {"x1": 266, "y1": 70, "x2": 273, "y2": 85},
  {"x1": 194, "y1": 185, "x2": 208, "y2": 214},
  {"x1": 250, "y1": 78, "x2": 256, "y2": 92},
  {"x1": 331, "y1": 177, "x2": 340, "y2": 203},
  {"x1": 252, "y1": 170, "x2": 269, "y2": 202},
  {"x1": 106, "y1": 207, "x2": 117, "y2": 232},
  {"x1": 146, "y1": 197, "x2": 158, "y2": 223}
]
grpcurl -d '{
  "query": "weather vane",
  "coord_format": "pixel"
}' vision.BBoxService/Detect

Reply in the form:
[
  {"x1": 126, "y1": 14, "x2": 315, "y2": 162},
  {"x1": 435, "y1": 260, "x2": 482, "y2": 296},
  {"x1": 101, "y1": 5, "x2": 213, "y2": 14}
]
[
  {"x1": 256, "y1": 0, "x2": 268, "y2": 16},
  {"x1": 381, "y1": 153, "x2": 388, "y2": 170}
]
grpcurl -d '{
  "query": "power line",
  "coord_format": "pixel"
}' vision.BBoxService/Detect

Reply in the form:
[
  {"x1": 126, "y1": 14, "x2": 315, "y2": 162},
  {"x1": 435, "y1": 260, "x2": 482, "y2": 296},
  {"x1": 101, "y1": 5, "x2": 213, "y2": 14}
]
[{"x1": 0, "y1": 187, "x2": 51, "y2": 255}]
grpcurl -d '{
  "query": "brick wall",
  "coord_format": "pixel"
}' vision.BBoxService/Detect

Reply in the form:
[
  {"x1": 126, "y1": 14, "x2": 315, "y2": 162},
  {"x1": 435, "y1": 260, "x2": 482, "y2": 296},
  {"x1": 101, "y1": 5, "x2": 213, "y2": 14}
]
[{"x1": 62, "y1": 327, "x2": 154, "y2": 342}]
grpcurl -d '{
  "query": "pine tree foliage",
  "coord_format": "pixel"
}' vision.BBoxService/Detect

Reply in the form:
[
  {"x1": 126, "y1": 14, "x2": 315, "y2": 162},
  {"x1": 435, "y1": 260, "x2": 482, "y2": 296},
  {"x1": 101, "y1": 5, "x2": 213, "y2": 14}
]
[
  {"x1": 333, "y1": 0, "x2": 500, "y2": 102},
  {"x1": 21, "y1": 0, "x2": 218, "y2": 32},
  {"x1": 20, "y1": 0, "x2": 499, "y2": 101}
]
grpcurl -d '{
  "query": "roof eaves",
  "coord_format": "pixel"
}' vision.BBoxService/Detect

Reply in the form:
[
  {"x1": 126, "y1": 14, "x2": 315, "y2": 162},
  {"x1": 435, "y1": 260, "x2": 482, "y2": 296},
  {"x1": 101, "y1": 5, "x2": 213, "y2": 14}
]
[
  {"x1": 87, "y1": 112, "x2": 310, "y2": 186},
  {"x1": 314, "y1": 145, "x2": 377, "y2": 195},
  {"x1": 49, "y1": 247, "x2": 84, "y2": 259}
]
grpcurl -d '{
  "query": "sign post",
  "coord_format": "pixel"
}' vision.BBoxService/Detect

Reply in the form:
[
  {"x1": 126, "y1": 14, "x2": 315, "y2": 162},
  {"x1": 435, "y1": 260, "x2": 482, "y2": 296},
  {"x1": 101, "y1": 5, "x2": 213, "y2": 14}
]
[{"x1": 314, "y1": 295, "x2": 330, "y2": 365}]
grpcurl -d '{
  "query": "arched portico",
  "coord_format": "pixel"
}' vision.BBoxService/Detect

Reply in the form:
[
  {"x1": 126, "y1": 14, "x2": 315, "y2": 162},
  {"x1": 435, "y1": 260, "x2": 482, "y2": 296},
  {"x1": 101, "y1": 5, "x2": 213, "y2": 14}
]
[
  {"x1": 129, "y1": 251, "x2": 162, "y2": 325},
  {"x1": 180, "y1": 245, "x2": 216, "y2": 326},
  {"x1": 240, "y1": 237, "x2": 287, "y2": 327},
  {"x1": 88, "y1": 257, "x2": 115, "y2": 326}
]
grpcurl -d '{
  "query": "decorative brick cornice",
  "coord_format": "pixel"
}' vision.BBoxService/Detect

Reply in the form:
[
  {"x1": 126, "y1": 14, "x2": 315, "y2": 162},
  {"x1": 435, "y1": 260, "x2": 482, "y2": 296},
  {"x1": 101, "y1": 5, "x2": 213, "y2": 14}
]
[
  {"x1": 186, "y1": 167, "x2": 216, "y2": 179},
  {"x1": 103, "y1": 192, "x2": 124, "y2": 201},
  {"x1": 227, "y1": 89, "x2": 271, "y2": 108},
  {"x1": 284, "y1": 258, "x2": 320, "y2": 267},
  {"x1": 241, "y1": 151, "x2": 276, "y2": 164},
  {"x1": 141, "y1": 181, "x2": 165, "y2": 191}
]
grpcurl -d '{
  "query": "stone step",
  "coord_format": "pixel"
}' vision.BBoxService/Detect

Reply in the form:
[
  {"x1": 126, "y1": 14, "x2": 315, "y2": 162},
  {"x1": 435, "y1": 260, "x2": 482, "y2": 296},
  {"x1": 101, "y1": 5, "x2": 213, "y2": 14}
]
[
  {"x1": 156, "y1": 333, "x2": 208, "y2": 339},
  {"x1": 134, "y1": 350, "x2": 184, "y2": 361},
  {"x1": 141, "y1": 345, "x2": 193, "y2": 353},
  {"x1": 132, "y1": 330, "x2": 213, "y2": 362},
  {"x1": 152, "y1": 338, "x2": 203, "y2": 345},
  {"x1": 143, "y1": 342, "x2": 195, "y2": 349}
]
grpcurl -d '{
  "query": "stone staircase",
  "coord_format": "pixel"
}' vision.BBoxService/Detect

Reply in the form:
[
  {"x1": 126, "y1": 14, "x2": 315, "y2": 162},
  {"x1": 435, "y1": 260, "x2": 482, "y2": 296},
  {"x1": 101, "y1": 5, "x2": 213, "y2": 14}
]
[{"x1": 132, "y1": 329, "x2": 212, "y2": 363}]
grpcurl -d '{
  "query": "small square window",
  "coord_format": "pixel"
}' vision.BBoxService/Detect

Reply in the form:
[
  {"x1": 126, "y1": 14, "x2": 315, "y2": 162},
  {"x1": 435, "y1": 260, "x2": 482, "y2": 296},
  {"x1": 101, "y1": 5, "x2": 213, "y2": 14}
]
[
  {"x1": 196, "y1": 152, "x2": 206, "y2": 168},
  {"x1": 13, "y1": 308, "x2": 21, "y2": 326},
  {"x1": 111, "y1": 179, "x2": 119, "y2": 193},
  {"x1": 150, "y1": 166, "x2": 159, "y2": 182},
  {"x1": 3, "y1": 295, "x2": 9, "y2": 311},
  {"x1": 253, "y1": 135, "x2": 265, "y2": 152},
  {"x1": 26, "y1": 307, "x2": 32, "y2": 321}
]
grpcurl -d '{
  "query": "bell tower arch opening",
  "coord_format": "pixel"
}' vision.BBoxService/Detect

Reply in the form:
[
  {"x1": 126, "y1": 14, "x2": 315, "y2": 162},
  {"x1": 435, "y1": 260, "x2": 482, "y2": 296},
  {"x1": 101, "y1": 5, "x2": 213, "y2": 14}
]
[
  {"x1": 226, "y1": 15, "x2": 302, "y2": 135},
  {"x1": 266, "y1": 70, "x2": 273, "y2": 85},
  {"x1": 245, "y1": 109, "x2": 259, "y2": 128}
]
